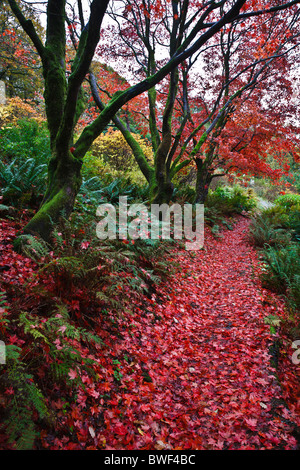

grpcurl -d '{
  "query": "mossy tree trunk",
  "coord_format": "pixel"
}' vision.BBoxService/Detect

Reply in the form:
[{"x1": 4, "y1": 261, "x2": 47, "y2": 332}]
[
  {"x1": 8, "y1": 0, "x2": 257, "y2": 240},
  {"x1": 8, "y1": 0, "x2": 109, "y2": 240},
  {"x1": 24, "y1": 148, "x2": 83, "y2": 240},
  {"x1": 21, "y1": 1, "x2": 77, "y2": 239}
]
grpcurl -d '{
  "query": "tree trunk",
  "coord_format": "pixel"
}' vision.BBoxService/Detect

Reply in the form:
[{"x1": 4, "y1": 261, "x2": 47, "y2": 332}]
[
  {"x1": 151, "y1": 174, "x2": 174, "y2": 204},
  {"x1": 22, "y1": 148, "x2": 82, "y2": 242},
  {"x1": 151, "y1": 136, "x2": 175, "y2": 205},
  {"x1": 194, "y1": 177, "x2": 209, "y2": 204},
  {"x1": 194, "y1": 158, "x2": 211, "y2": 204}
]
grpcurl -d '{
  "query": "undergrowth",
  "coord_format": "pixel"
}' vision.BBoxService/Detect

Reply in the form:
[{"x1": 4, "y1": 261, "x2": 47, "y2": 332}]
[
  {"x1": 0, "y1": 211, "x2": 175, "y2": 449},
  {"x1": 249, "y1": 194, "x2": 300, "y2": 337}
]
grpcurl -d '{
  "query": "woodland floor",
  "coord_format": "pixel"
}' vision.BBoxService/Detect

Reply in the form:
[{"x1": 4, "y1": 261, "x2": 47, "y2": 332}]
[{"x1": 0, "y1": 216, "x2": 299, "y2": 450}]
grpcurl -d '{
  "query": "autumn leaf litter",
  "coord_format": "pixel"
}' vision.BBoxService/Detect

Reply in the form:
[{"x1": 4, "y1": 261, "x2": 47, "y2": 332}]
[{"x1": 0, "y1": 217, "x2": 299, "y2": 450}]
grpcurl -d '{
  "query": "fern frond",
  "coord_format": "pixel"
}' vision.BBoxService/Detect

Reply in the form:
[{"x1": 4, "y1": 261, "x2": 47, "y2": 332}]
[{"x1": 2, "y1": 352, "x2": 49, "y2": 450}]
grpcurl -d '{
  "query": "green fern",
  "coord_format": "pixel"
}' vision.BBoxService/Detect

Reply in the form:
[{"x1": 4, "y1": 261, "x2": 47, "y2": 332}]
[
  {"x1": 40, "y1": 255, "x2": 87, "y2": 279},
  {"x1": 19, "y1": 312, "x2": 50, "y2": 344},
  {"x1": 13, "y1": 234, "x2": 50, "y2": 260},
  {"x1": 0, "y1": 291, "x2": 10, "y2": 332},
  {"x1": 248, "y1": 213, "x2": 292, "y2": 248},
  {"x1": 260, "y1": 244, "x2": 300, "y2": 301},
  {"x1": 1, "y1": 346, "x2": 49, "y2": 450},
  {"x1": 18, "y1": 305, "x2": 104, "y2": 385},
  {"x1": 0, "y1": 157, "x2": 47, "y2": 206}
]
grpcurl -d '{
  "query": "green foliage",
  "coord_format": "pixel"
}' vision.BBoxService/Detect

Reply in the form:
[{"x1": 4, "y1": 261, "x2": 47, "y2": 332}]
[
  {"x1": 172, "y1": 185, "x2": 195, "y2": 204},
  {"x1": 0, "y1": 119, "x2": 50, "y2": 209},
  {"x1": 248, "y1": 212, "x2": 292, "y2": 248},
  {"x1": 13, "y1": 234, "x2": 50, "y2": 260},
  {"x1": 273, "y1": 193, "x2": 300, "y2": 208},
  {"x1": 76, "y1": 175, "x2": 149, "y2": 216},
  {"x1": 202, "y1": 185, "x2": 256, "y2": 235},
  {"x1": 18, "y1": 305, "x2": 103, "y2": 385},
  {"x1": 0, "y1": 118, "x2": 50, "y2": 164},
  {"x1": 0, "y1": 157, "x2": 47, "y2": 207},
  {"x1": 259, "y1": 244, "x2": 300, "y2": 311},
  {"x1": 1, "y1": 345, "x2": 49, "y2": 450},
  {"x1": 249, "y1": 199, "x2": 300, "y2": 246},
  {"x1": 206, "y1": 185, "x2": 257, "y2": 215},
  {"x1": 250, "y1": 195, "x2": 300, "y2": 316}
]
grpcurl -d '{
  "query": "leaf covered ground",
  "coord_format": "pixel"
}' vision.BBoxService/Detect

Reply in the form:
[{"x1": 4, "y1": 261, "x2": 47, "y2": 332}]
[{"x1": 0, "y1": 216, "x2": 299, "y2": 450}]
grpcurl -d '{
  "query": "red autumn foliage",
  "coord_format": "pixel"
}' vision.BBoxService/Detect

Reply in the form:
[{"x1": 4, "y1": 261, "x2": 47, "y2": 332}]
[{"x1": 0, "y1": 216, "x2": 299, "y2": 450}]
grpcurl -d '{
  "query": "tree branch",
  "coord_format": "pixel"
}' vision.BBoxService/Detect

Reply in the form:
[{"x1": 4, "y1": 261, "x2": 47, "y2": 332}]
[
  {"x1": 89, "y1": 70, "x2": 154, "y2": 183},
  {"x1": 7, "y1": 0, "x2": 45, "y2": 59}
]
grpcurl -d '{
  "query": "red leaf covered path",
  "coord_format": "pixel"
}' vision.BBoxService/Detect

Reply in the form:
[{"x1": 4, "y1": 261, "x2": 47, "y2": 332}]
[
  {"x1": 0, "y1": 217, "x2": 299, "y2": 450},
  {"x1": 95, "y1": 217, "x2": 298, "y2": 450}
]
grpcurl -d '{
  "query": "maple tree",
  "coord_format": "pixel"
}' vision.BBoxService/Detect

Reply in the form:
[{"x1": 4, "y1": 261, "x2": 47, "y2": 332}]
[
  {"x1": 97, "y1": 1, "x2": 300, "y2": 204},
  {"x1": 184, "y1": 6, "x2": 300, "y2": 202},
  {"x1": 0, "y1": 1, "x2": 44, "y2": 100},
  {"x1": 76, "y1": 61, "x2": 149, "y2": 136},
  {"x1": 5, "y1": 0, "x2": 300, "y2": 241}
]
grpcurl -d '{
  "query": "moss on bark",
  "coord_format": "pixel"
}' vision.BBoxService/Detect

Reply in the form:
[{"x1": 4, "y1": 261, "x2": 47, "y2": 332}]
[{"x1": 22, "y1": 150, "x2": 82, "y2": 242}]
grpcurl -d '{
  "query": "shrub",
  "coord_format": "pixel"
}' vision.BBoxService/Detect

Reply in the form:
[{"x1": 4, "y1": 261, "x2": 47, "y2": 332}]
[
  {"x1": 274, "y1": 193, "x2": 300, "y2": 209},
  {"x1": 76, "y1": 175, "x2": 149, "y2": 216},
  {"x1": 249, "y1": 200, "x2": 300, "y2": 247},
  {"x1": 248, "y1": 213, "x2": 292, "y2": 248},
  {"x1": 172, "y1": 185, "x2": 195, "y2": 204},
  {"x1": 0, "y1": 118, "x2": 50, "y2": 209},
  {"x1": 0, "y1": 118, "x2": 50, "y2": 164},
  {"x1": 0, "y1": 97, "x2": 45, "y2": 129},
  {"x1": 206, "y1": 184, "x2": 257, "y2": 215},
  {"x1": 272, "y1": 197, "x2": 300, "y2": 242},
  {"x1": 250, "y1": 197, "x2": 300, "y2": 317},
  {"x1": 259, "y1": 244, "x2": 300, "y2": 311},
  {"x1": 82, "y1": 129, "x2": 153, "y2": 186}
]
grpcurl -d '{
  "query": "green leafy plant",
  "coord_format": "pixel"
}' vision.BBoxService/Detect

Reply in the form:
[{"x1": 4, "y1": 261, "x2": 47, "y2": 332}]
[
  {"x1": 76, "y1": 175, "x2": 149, "y2": 216},
  {"x1": 206, "y1": 185, "x2": 257, "y2": 216},
  {"x1": 13, "y1": 234, "x2": 50, "y2": 260},
  {"x1": 0, "y1": 119, "x2": 50, "y2": 164},
  {"x1": 18, "y1": 305, "x2": 104, "y2": 385},
  {"x1": 0, "y1": 345, "x2": 50, "y2": 450},
  {"x1": 0, "y1": 157, "x2": 47, "y2": 207},
  {"x1": 248, "y1": 213, "x2": 292, "y2": 248},
  {"x1": 273, "y1": 193, "x2": 300, "y2": 208},
  {"x1": 259, "y1": 244, "x2": 300, "y2": 311}
]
